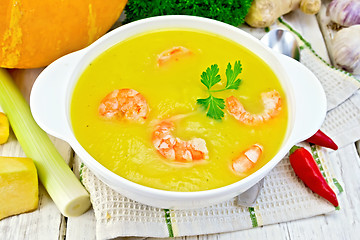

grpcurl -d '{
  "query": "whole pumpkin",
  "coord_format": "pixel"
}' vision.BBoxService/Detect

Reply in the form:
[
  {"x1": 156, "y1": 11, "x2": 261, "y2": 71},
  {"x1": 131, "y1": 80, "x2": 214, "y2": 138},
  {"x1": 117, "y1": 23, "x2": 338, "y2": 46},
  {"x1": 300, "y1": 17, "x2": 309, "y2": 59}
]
[{"x1": 0, "y1": 0, "x2": 127, "y2": 68}]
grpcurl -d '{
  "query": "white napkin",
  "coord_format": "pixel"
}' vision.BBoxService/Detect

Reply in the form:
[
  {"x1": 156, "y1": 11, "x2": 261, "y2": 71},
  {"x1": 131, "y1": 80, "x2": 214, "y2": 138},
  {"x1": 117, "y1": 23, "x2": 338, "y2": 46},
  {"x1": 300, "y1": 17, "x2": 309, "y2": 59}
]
[
  {"x1": 73, "y1": 19, "x2": 360, "y2": 239},
  {"x1": 75, "y1": 142, "x2": 342, "y2": 239}
]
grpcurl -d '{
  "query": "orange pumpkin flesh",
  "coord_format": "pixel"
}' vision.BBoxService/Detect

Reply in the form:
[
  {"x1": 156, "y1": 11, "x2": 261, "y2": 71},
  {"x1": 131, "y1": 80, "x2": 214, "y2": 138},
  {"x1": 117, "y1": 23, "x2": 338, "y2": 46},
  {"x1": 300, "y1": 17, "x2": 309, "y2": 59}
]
[{"x1": 0, "y1": 0, "x2": 127, "y2": 69}]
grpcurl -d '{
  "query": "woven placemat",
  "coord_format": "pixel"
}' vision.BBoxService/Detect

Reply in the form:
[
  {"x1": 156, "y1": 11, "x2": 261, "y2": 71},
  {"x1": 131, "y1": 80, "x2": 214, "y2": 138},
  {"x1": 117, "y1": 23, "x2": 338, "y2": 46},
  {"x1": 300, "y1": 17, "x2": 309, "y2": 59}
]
[{"x1": 75, "y1": 142, "x2": 342, "y2": 239}]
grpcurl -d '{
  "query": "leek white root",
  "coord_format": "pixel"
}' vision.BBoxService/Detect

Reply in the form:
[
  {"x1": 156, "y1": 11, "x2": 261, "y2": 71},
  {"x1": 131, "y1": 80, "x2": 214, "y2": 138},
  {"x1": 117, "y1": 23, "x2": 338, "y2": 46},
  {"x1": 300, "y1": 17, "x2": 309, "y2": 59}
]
[{"x1": 0, "y1": 69, "x2": 91, "y2": 217}]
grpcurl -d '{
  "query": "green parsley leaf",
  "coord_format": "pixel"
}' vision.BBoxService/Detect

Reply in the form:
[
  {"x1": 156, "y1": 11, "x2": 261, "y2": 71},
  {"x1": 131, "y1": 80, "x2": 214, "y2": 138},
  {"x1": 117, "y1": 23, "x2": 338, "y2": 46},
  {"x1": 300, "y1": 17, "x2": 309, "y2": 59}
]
[
  {"x1": 207, "y1": 96, "x2": 225, "y2": 120},
  {"x1": 225, "y1": 60, "x2": 242, "y2": 90},
  {"x1": 124, "y1": 0, "x2": 254, "y2": 27},
  {"x1": 200, "y1": 64, "x2": 221, "y2": 90},
  {"x1": 197, "y1": 60, "x2": 243, "y2": 120},
  {"x1": 196, "y1": 96, "x2": 211, "y2": 109},
  {"x1": 197, "y1": 96, "x2": 225, "y2": 120}
]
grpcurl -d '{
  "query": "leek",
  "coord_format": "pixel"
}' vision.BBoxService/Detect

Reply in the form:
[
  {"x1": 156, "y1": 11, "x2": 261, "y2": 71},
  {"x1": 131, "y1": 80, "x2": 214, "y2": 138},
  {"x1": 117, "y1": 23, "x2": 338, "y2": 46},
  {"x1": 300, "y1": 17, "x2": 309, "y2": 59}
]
[{"x1": 0, "y1": 69, "x2": 91, "y2": 217}]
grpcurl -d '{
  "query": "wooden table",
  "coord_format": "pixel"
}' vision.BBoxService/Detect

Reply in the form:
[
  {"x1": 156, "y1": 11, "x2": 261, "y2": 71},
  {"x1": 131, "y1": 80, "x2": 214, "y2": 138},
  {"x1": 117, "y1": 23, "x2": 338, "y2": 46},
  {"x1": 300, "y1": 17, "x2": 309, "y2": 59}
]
[{"x1": 1, "y1": 10, "x2": 360, "y2": 240}]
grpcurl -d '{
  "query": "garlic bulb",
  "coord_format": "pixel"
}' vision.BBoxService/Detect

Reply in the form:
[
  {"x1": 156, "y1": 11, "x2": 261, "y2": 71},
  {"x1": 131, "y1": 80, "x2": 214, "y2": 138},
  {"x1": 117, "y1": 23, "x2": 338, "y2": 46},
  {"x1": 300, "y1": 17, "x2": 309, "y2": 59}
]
[
  {"x1": 333, "y1": 25, "x2": 360, "y2": 74},
  {"x1": 327, "y1": 0, "x2": 360, "y2": 26}
]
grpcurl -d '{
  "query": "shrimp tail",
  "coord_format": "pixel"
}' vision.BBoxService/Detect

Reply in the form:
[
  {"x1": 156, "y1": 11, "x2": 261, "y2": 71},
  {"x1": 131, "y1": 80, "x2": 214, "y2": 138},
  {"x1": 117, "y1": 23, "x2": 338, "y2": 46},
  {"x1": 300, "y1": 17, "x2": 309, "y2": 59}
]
[
  {"x1": 152, "y1": 120, "x2": 209, "y2": 162},
  {"x1": 157, "y1": 46, "x2": 192, "y2": 67},
  {"x1": 226, "y1": 90, "x2": 282, "y2": 125},
  {"x1": 232, "y1": 144, "x2": 263, "y2": 174}
]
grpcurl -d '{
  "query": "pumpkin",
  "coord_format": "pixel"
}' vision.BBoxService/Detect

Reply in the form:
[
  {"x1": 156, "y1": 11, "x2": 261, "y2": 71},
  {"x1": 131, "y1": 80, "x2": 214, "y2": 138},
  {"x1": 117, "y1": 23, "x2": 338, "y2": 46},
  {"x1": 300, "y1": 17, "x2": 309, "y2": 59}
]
[{"x1": 0, "y1": 0, "x2": 127, "y2": 69}]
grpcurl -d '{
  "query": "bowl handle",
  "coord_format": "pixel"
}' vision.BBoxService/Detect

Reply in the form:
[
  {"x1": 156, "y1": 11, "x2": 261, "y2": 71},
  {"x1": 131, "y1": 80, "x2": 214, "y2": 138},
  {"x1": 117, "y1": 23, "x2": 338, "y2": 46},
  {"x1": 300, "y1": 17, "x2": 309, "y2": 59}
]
[
  {"x1": 276, "y1": 54, "x2": 327, "y2": 144},
  {"x1": 30, "y1": 50, "x2": 86, "y2": 141}
]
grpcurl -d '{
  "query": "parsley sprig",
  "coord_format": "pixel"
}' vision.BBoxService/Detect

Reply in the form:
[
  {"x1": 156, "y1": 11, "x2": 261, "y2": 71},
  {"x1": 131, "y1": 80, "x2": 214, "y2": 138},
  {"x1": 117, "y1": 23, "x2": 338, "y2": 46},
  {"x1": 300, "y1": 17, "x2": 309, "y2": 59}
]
[
  {"x1": 197, "y1": 61, "x2": 242, "y2": 120},
  {"x1": 124, "y1": 0, "x2": 254, "y2": 27}
]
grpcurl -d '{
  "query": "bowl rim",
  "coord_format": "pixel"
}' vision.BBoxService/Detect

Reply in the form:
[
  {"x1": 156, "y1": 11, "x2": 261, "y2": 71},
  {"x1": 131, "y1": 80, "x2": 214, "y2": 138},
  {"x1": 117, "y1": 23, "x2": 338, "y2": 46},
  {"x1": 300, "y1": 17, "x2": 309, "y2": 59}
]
[{"x1": 36, "y1": 15, "x2": 316, "y2": 201}]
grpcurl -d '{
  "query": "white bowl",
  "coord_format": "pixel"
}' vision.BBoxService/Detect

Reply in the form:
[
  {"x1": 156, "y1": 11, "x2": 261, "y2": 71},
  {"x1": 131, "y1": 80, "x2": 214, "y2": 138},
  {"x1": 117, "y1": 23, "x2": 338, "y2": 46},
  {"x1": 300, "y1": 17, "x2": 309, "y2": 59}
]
[{"x1": 30, "y1": 16, "x2": 326, "y2": 209}]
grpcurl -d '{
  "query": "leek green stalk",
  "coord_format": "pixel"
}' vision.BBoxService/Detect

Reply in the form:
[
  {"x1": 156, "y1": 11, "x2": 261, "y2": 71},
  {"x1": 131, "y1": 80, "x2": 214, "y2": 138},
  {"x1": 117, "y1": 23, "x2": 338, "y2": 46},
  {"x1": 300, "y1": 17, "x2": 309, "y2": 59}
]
[{"x1": 0, "y1": 69, "x2": 90, "y2": 217}]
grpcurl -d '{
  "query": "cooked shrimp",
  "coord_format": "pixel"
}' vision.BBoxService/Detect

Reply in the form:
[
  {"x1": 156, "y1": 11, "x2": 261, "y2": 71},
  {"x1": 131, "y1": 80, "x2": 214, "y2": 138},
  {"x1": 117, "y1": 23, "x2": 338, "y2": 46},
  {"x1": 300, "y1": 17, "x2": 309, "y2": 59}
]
[
  {"x1": 232, "y1": 144, "x2": 263, "y2": 174},
  {"x1": 157, "y1": 46, "x2": 192, "y2": 67},
  {"x1": 152, "y1": 120, "x2": 209, "y2": 162},
  {"x1": 98, "y1": 88, "x2": 149, "y2": 121},
  {"x1": 226, "y1": 90, "x2": 282, "y2": 125}
]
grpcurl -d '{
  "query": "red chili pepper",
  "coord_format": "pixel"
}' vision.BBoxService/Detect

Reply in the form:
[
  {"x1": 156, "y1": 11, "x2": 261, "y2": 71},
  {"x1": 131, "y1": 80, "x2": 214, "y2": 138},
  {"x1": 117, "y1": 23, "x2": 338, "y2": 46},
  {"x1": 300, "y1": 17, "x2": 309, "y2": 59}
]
[
  {"x1": 289, "y1": 146, "x2": 338, "y2": 207},
  {"x1": 306, "y1": 130, "x2": 338, "y2": 150}
]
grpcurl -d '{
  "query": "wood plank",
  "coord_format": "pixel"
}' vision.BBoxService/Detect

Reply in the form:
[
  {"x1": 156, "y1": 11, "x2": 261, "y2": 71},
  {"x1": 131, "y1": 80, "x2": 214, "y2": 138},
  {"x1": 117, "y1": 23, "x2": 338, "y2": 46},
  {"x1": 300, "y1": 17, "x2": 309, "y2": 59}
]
[
  {"x1": 65, "y1": 209, "x2": 97, "y2": 240},
  {"x1": 184, "y1": 223, "x2": 290, "y2": 240},
  {"x1": 7, "y1": 68, "x2": 45, "y2": 103}
]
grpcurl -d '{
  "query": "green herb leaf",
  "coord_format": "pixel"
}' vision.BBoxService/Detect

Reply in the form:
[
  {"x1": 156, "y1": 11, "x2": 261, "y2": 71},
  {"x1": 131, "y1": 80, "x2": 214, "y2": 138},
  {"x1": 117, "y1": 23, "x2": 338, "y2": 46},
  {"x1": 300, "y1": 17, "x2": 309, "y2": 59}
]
[
  {"x1": 197, "y1": 60, "x2": 242, "y2": 120},
  {"x1": 207, "y1": 96, "x2": 225, "y2": 120},
  {"x1": 124, "y1": 0, "x2": 254, "y2": 27},
  {"x1": 200, "y1": 64, "x2": 221, "y2": 90},
  {"x1": 225, "y1": 60, "x2": 242, "y2": 90},
  {"x1": 197, "y1": 96, "x2": 225, "y2": 120},
  {"x1": 196, "y1": 96, "x2": 211, "y2": 109}
]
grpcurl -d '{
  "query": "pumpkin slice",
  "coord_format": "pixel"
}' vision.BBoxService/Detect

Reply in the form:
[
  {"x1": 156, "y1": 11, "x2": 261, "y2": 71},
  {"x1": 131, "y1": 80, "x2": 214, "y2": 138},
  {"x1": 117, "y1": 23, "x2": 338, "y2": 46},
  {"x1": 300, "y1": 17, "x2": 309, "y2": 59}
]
[
  {"x1": 0, "y1": 112, "x2": 9, "y2": 144},
  {"x1": 0, "y1": 157, "x2": 39, "y2": 220}
]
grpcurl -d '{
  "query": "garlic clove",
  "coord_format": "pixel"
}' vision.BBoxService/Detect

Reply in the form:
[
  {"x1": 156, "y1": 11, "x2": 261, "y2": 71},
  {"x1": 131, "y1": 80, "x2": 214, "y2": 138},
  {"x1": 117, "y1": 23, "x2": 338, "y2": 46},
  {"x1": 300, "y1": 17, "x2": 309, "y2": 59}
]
[
  {"x1": 333, "y1": 25, "x2": 360, "y2": 74},
  {"x1": 327, "y1": 0, "x2": 360, "y2": 27}
]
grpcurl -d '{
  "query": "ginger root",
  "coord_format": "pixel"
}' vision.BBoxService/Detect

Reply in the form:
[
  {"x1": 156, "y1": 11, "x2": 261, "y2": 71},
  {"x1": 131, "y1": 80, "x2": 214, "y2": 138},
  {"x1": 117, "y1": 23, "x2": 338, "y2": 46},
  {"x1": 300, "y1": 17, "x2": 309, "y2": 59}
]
[{"x1": 245, "y1": 0, "x2": 321, "y2": 27}]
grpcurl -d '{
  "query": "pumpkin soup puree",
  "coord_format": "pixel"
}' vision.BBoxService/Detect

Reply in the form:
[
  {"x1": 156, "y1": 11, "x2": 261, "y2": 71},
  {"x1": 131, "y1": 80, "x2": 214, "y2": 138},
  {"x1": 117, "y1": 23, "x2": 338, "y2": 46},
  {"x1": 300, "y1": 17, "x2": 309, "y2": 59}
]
[{"x1": 71, "y1": 29, "x2": 288, "y2": 192}]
